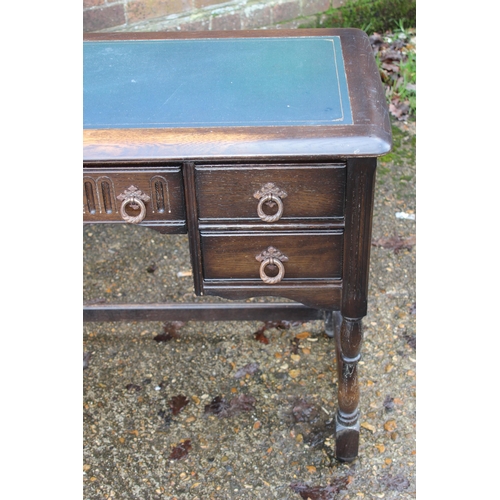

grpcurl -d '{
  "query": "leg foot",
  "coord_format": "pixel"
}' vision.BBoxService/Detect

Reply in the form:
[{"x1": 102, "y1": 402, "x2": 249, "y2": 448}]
[{"x1": 335, "y1": 411, "x2": 360, "y2": 462}]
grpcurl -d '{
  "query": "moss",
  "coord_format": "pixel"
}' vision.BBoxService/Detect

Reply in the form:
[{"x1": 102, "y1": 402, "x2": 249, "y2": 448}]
[{"x1": 380, "y1": 123, "x2": 416, "y2": 166}]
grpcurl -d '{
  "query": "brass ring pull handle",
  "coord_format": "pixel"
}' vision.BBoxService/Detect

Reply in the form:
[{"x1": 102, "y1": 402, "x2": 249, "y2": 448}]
[
  {"x1": 256, "y1": 193, "x2": 284, "y2": 223},
  {"x1": 255, "y1": 246, "x2": 289, "y2": 285},
  {"x1": 120, "y1": 197, "x2": 147, "y2": 224},
  {"x1": 117, "y1": 185, "x2": 151, "y2": 224},
  {"x1": 259, "y1": 257, "x2": 285, "y2": 284},
  {"x1": 253, "y1": 183, "x2": 288, "y2": 223}
]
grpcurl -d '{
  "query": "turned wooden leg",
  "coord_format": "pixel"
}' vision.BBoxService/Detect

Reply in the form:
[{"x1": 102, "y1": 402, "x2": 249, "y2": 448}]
[
  {"x1": 334, "y1": 157, "x2": 377, "y2": 461},
  {"x1": 334, "y1": 316, "x2": 363, "y2": 461}
]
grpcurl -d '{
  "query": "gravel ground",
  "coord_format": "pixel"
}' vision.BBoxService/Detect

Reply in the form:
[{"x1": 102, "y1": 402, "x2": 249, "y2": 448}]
[{"x1": 83, "y1": 119, "x2": 416, "y2": 499}]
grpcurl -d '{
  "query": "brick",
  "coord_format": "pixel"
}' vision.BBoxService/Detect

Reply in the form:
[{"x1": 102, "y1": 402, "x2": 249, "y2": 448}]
[
  {"x1": 194, "y1": 0, "x2": 227, "y2": 8},
  {"x1": 301, "y1": 0, "x2": 330, "y2": 17},
  {"x1": 127, "y1": 0, "x2": 191, "y2": 24},
  {"x1": 272, "y1": 1, "x2": 301, "y2": 24},
  {"x1": 177, "y1": 18, "x2": 211, "y2": 31},
  {"x1": 83, "y1": 0, "x2": 106, "y2": 9},
  {"x1": 211, "y1": 12, "x2": 242, "y2": 30},
  {"x1": 241, "y1": 4, "x2": 272, "y2": 29},
  {"x1": 83, "y1": 5, "x2": 126, "y2": 32}
]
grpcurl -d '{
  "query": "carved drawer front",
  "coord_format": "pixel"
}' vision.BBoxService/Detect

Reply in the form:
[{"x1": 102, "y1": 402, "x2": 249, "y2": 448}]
[
  {"x1": 201, "y1": 231, "x2": 343, "y2": 282},
  {"x1": 83, "y1": 167, "x2": 186, "y2": 230},
  {"x1": 195, "y1": 164, "x2": 346, "y2": 223}
]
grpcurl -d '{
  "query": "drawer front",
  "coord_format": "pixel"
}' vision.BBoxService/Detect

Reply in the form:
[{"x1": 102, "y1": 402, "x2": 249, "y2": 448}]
[
  {"x1": 83, "y1": 167, "x2": 185, "y2": 226},
  {"x1": 195, "y1": 164, "x2": 345, "y2": 222},
  {"x1": 201, "y1": 231, "x2": 343, "y2": 281}
]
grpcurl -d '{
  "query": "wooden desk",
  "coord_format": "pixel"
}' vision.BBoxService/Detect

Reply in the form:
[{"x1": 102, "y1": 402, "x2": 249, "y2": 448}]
[{"x1": 83, "y1": 28, "x2": 392, "y2": 462}]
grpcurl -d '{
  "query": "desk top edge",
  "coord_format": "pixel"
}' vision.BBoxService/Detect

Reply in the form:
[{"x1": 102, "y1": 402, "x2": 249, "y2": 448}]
[{"x1": 83, "y1": 29, "x2": 392, "y2": 160}]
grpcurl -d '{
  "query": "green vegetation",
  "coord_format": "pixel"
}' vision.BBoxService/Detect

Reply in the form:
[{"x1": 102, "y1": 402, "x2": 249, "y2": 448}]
[
  {"x1": 318, "y1": 0, "x2": 416, "y2": 35},
  {"x1": 307, "y1": 0, "x2": 417, "y2": 120},
  {"x1": 380, "y1": 124, "x2": 416, "y2": 166}
]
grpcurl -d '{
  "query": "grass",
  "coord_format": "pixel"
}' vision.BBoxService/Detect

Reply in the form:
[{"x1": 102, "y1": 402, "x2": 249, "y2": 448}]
[{"x1": 316, "y1": 0, "x2": 416, "y2": 35}]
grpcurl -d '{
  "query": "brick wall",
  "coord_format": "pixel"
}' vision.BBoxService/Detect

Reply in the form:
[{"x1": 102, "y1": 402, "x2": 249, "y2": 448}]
[{"x1": 83, "y1": 0, "x2": 346, "y2": 33}]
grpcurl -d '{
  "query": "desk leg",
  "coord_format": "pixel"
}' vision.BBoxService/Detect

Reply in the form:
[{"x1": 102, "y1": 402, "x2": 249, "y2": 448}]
[
  {"x1": 334, "y1": 157, "x2": 376, "y2": 461},
  {"x1": 335, "y1": 316, "x2": 362, "y2": 461}
]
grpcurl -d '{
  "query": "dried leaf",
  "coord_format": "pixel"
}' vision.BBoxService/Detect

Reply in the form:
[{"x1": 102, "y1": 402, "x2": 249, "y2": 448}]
[
  {"x1": 170, "y1": 395, "x2": 189, "y2": 416},
  {"x1": 204, "y1": 396, "x2": 230, "y2": 416},
  {"x1": 253, "y1": 320, "x2": 302, "y2": 344},
  {"x1": 154, "y1": 321, "x2": 185, "y2": 342},
  {"x1": 378, "y1": 473, "x2": 410, "y2": 492},
  {"x1": 292, "y1": 398, "x2": 319, "y2": 423},
  {"x1": 125, "y1": 383, "x2": 141, "y2": 393},
  {"x1": 234, "y1": 362, "x2": 260, "y2": 379},
  {"x1": 404, "y1": 333, "x2": 416, "y2": 349},
  {"x1": 290, "y1": 476, "x2": 349, "y2": 499},
  {"x1": 371, "y1": 235, "x2": 415, "y2": 253},
  {"x1": 226, "y1": 394, "x2": 256, "y2": 417},
  {"x1": 254, "y1": 331, "x2": 270, "y2": 344},
  {"x1": 168, "y1": 439, "x2": 192, "y2": 461},
  {"x1": 158, "y1": 409, "x2": 172, "y2": 428},
  {"x1": 291, "y1": 336, "x2": 301, "y2": 354},
  {"x1": 204, "y1": 394, "x2": 256, "y2": 418},
  {"x1": 383, "y1": 395, "x2": 395, "y2": 412}
]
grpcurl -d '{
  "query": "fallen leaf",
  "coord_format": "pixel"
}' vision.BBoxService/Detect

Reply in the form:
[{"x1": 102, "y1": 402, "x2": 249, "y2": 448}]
[
  {"x1": 291, "y1": 398, "x2": 319, "y2": 423},
  {"x1": 383, "y1": 395, "x2": 395, "y2": 411},
  {"x1": 371, "y1": 235, "x2": 416, "y2": 253},
  {"x1": 378, "y1": 472, "x2": 410, "y2": 492},
  {"x1": 168, "y1": 439, "x2": 192, "y2": 461},
  {"x1": 146, "y1": 262, "x2": 157, "y2": 273},
  {"x1": 290, "y1": 476, "x2": 350, "y2": 499},
  {"x1": 253, "y1": 320, "x2": 302, "y2": 344},
  {"x1": 170, "y1": 395, "x2": 189, "y2": 416},
  {"x1": 204, "y1": 396, "x2": 230, "y2": 416},
  {"x1": 234, "y1": 362, "x2": 260, "y2": 378},
  {"x1": 254, "y1": 331, "x2": 270, "y2": 344},
  {"x1": 204, "y1": 394, "x2": 256, "y2": 418},
  {"x1": 125, "y1": 383, "x2": 141, "y2": 393},
  {"x1": 153, "y1": 321, "x2": 184, "y2": 342}
]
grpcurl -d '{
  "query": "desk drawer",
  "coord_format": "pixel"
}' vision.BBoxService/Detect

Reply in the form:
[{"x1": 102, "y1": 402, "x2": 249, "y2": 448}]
[
  {"x1": 195, "y1": 164, "x2": 345, "y2": 223},
  {"x1": 201, "y1": 231, "x2": 343, "y2": 281},
  {"x1": 83, "y1": 167, "x2": 185, "y2": 228}
]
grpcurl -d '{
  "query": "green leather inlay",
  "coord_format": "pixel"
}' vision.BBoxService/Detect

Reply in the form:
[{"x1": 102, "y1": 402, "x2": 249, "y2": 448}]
[{"x1": 84, "y1": 37, "x2": 353, "y2": 129}]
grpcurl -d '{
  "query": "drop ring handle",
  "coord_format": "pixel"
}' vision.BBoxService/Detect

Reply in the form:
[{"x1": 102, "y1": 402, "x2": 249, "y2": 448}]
[
  {"x1": 259, "y1": 256, "x2": 286, "y2": 284},
  {"x1": 120, "y1": 197, "x2": 147, "y2": 224},
  {"x1": 257, "y1": 193, "x2": 284, "y2": 223}
]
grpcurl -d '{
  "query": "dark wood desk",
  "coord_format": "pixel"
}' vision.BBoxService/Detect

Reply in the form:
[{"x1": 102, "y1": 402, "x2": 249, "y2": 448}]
[{"x1": 83, "y1": 28, "x2": 392, "y2": 462}]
